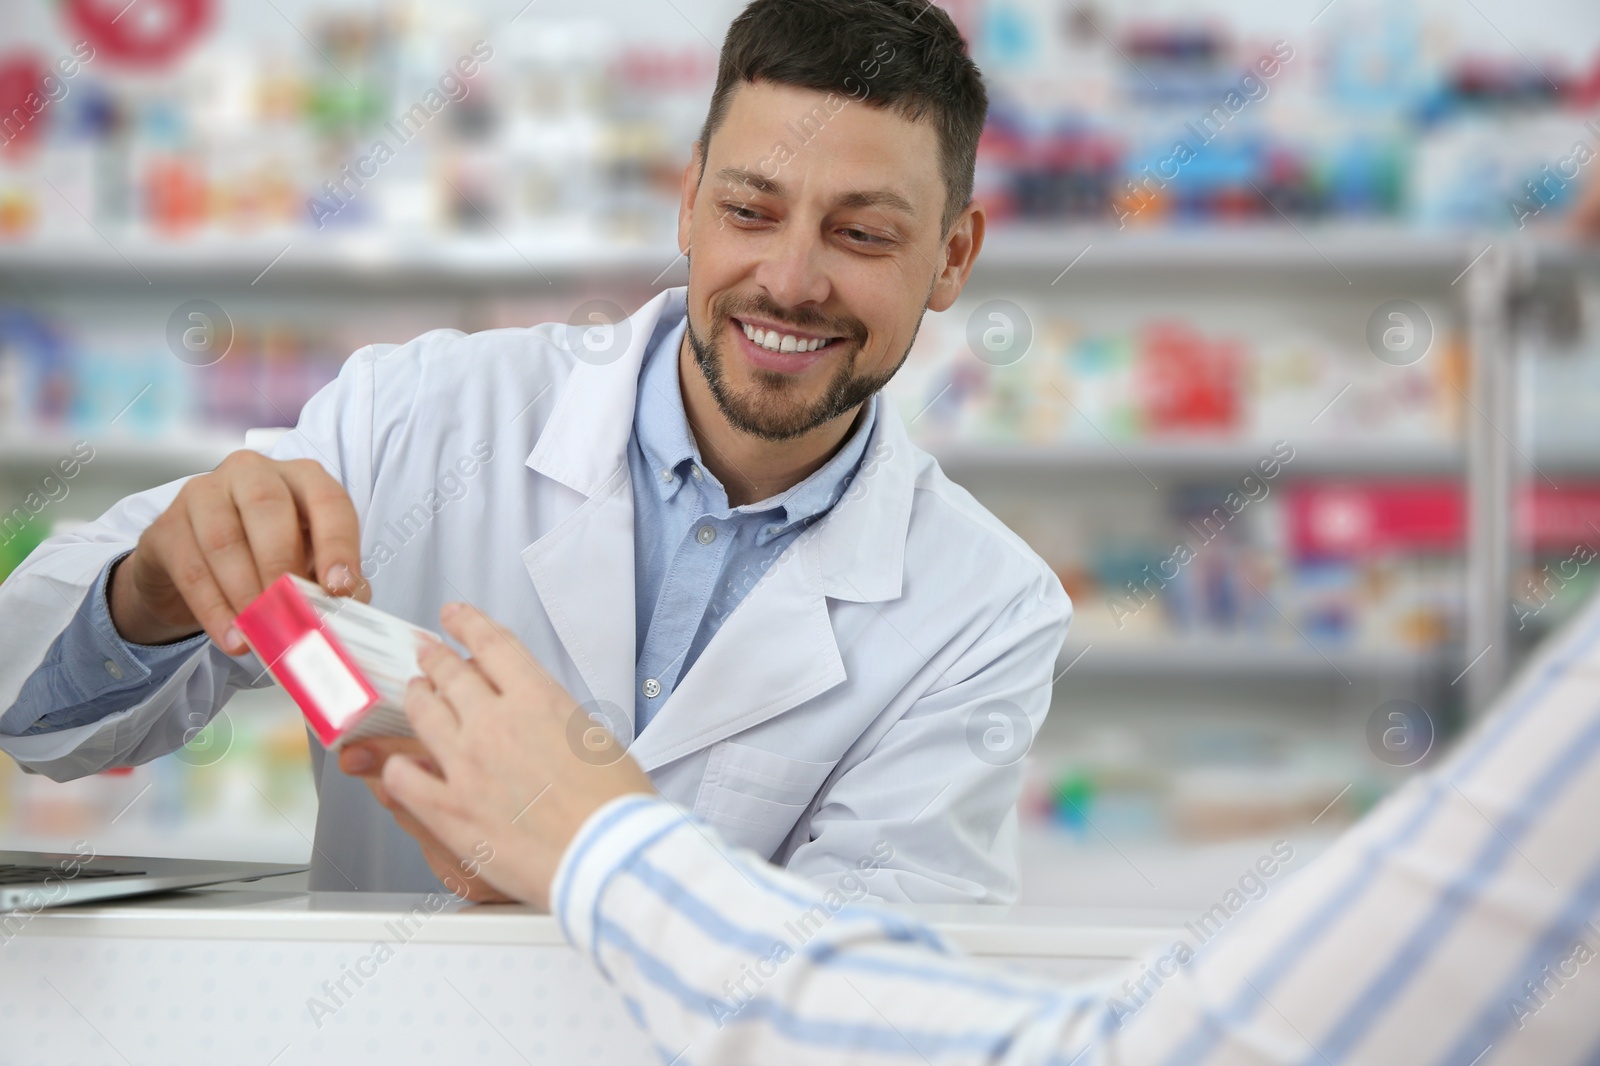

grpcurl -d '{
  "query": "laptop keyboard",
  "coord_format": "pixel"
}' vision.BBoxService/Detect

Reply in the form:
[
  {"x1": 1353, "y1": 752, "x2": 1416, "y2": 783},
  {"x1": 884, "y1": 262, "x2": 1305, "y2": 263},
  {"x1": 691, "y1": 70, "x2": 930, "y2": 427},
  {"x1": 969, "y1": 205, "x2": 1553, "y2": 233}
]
[{"x1": 0, "y1": 865, "x2": 145, "y2": 885}]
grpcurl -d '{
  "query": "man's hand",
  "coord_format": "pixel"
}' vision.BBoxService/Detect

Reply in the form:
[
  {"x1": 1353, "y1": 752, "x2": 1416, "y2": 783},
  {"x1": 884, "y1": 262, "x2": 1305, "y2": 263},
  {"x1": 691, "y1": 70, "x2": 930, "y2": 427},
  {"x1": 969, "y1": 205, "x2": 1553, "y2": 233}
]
[
  {"x1": 339, "y1": 737, "x2": 515, "y2": 903},
  {"x1": 111, "y1": 450, "x2": 367, "y2": 655},
  {"x1": 379, "y1": 602, "x2": 655, "y2": 910}
]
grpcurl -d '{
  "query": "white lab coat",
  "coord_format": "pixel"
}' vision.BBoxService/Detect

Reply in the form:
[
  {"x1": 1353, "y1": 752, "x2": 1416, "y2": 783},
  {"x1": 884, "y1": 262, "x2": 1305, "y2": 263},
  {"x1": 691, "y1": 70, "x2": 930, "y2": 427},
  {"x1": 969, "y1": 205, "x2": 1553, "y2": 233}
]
[{"x1": 0, "y1": 287, "x2": 1071, "y2": 903}]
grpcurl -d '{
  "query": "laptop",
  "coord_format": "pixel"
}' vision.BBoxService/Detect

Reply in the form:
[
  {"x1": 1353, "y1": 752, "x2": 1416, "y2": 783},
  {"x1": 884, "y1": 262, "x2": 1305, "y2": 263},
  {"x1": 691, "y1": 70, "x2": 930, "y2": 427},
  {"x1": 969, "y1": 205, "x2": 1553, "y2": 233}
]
[{"x1": 0, "y1": 850, "x2": 307, "y2": 911}]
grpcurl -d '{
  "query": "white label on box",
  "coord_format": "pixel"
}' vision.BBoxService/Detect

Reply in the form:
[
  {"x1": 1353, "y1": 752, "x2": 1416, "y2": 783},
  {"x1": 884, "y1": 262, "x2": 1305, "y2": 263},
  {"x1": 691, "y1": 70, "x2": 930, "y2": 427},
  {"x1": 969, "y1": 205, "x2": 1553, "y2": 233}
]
[{"x1": 283, "y1": 629, "x2": 371, "y2": 727}]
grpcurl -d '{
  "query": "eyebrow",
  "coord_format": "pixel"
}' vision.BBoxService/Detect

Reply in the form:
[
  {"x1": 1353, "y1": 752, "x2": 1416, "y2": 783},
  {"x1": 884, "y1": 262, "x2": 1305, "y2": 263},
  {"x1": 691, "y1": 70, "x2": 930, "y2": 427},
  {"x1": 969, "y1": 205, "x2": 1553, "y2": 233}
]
[{"x1": 715, "y1": 167, "x2": 917, "y2": 218}]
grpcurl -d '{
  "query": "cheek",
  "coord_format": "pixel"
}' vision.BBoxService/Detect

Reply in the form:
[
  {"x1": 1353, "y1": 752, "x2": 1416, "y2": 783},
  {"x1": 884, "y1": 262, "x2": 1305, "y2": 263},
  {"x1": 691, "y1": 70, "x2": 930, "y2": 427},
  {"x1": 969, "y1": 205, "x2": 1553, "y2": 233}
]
[{"x1": 849, "y1": 306, "x2": 914, "y2": 377}]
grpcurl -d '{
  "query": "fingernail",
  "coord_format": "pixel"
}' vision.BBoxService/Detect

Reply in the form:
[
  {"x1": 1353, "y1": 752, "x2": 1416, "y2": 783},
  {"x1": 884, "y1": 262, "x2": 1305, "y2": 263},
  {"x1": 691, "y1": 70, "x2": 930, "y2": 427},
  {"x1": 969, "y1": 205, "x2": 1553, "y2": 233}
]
[
  {"x1": 224, "y1": 627, "x2": 245, "y2": 654},
  {"x1": 326, "y1": 563, "x2": 355, "y2": 593},
  {"x1": 442, "y1": 601, "x2": 463, "y2": 618},
  {"x1": 343, "y1": 748, "x2": 374, "y2": 773}
]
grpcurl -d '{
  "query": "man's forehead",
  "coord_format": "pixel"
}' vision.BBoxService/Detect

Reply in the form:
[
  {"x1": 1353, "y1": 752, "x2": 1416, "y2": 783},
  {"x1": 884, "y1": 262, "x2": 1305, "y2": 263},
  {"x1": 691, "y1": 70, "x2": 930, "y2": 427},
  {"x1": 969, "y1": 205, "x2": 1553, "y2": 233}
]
[{"x1": 710, "y1": 82, "x2": 939, "y2": 217}]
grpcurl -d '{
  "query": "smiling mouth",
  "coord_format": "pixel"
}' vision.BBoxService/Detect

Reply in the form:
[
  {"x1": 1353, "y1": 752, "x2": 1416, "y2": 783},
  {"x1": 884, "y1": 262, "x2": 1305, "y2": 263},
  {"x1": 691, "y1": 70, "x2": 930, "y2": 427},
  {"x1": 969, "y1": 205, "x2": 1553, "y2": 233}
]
[{"x1": 731, "y1": 316, "x2": 846, "y2": 355}]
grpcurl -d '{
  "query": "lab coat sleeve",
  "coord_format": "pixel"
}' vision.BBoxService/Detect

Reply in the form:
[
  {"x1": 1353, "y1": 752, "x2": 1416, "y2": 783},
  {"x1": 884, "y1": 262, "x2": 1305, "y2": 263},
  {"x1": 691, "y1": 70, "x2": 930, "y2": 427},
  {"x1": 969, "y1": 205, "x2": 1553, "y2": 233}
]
[
  {"x1": 0, "y1": 345, "x2": 383, "y2": 781},
  {"x1": 784, "y1": 574, "x2": 1072, "y2": 905}
]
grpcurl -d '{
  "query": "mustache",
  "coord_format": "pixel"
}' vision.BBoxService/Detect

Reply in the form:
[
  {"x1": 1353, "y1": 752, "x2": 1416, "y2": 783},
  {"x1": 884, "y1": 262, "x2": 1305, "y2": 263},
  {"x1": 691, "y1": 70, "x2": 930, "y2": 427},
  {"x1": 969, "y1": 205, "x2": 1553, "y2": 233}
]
[{"x1": 716, "y1": 297, "x2": 867, "y2": 343}]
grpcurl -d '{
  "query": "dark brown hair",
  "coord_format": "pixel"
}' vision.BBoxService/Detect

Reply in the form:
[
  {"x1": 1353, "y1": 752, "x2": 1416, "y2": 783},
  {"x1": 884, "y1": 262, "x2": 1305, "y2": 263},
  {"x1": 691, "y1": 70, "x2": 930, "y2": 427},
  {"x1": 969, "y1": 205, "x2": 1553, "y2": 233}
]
[{"x1": 697, "y1": 0, "x2": 988, "y2": 237}]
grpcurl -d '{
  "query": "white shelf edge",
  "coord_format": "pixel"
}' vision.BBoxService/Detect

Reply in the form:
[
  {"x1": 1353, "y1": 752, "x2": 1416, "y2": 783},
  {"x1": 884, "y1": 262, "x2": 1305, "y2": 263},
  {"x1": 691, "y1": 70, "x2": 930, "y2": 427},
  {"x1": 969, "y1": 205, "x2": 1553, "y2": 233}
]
[
  {"x1": 1054, "y1": 640, "x2": 1451, "y2": 680},
  {"x1": 0, "y1": 225, "x2": 1527, "y2": 282},
  {"x1": 0, "y1": 433, "x2": 242, "y2": 469},
  {"x1": 926, "y1": 440, "x2": 1462, "y2": 474}
]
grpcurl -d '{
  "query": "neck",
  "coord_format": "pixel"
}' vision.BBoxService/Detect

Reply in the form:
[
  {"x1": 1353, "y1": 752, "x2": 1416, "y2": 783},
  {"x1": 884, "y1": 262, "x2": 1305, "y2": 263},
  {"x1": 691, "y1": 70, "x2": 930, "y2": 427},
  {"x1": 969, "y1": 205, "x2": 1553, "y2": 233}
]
[{"x1": 677, "y1": 335, "x2": 864, "y2": 507}]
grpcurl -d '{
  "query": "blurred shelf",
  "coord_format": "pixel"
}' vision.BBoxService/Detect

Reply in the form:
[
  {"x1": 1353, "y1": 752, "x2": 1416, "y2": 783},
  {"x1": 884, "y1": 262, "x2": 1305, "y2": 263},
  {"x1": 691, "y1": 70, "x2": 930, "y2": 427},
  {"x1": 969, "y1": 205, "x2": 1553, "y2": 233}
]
[
  {"x1": 1054, "y1": 639, "x2": 1451, "y2": 681},
  {"x1": 0, "y1": 432, "x2": 241, "y2": 472},
  {"x1": 0, "y1": 232, "x2": 685, "y2": 287},
  {"x1": 0, "y1": 224, "x2": 1514, "y2": 288},
  {"x1": 975, "y1": 224, "x2": 1491, "y2": 279},
  {"x1": 927, "y1": 439, "x2": 1462, "y2": 476},
  {"x1": 1528, "y1": 447, "x2": 1600, "y2": 473}
]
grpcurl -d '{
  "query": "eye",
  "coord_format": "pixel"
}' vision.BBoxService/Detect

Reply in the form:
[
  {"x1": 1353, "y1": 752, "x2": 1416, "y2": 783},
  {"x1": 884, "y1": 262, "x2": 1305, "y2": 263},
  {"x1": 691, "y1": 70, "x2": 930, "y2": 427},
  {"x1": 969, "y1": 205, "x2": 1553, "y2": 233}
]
[
  {"x1": 720, "y1": 203, "x2": 767, "y2": 224},
  {"x1": 841, "y1": 227, "x2": 890, "y2": 246}
]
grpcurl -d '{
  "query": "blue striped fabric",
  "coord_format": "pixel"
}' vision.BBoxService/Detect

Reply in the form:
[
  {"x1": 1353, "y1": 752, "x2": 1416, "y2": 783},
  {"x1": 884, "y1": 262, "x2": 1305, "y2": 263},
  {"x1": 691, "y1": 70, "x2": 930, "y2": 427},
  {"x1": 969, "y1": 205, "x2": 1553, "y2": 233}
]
[{"x1": 546, "y1": 597, "x2": 1600, "y2": 1066}]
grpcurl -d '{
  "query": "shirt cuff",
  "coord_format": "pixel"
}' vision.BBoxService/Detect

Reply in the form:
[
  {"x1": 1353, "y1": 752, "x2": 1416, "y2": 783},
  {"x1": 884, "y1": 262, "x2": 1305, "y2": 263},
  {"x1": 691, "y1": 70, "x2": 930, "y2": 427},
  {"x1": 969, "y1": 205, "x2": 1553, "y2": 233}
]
[
  {"x1": 93, "y1": 551, "x2": 212, "y2": 667},
  {"x1": 549, "y1": 792, "x2": 681, "y2": 959},
  {"x1": 0, "y1": 552, "x2": 209, "y2": 735}
]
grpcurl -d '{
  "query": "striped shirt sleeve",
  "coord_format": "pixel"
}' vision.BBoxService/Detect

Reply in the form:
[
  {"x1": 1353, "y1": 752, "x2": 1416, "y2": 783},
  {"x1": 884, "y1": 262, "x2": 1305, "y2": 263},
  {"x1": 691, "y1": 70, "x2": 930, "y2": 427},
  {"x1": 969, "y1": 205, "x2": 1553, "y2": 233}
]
[{"x1": 550, "y1": 595, "x2": 1600, "y2": 1066}]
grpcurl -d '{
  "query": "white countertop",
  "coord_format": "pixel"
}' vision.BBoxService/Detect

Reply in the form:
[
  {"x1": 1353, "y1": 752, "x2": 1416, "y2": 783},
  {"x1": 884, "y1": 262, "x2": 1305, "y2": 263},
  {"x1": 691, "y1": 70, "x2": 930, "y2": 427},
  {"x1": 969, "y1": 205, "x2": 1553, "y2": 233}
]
[
  {"x1": 2, "y1": 877, "x2": 1183, "y2": 1062},
  {"x1": 13, "y1": 877, "x2": 1188, "y2": 960}
]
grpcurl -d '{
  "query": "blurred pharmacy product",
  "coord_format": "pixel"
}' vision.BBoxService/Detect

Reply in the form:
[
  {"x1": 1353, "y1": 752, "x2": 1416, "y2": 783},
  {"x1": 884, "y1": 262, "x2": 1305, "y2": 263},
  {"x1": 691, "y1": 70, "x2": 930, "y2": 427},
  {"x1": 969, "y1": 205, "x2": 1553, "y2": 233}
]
[{"x1": 2, "y1": 0, "x2": 1599, "y2": 886}]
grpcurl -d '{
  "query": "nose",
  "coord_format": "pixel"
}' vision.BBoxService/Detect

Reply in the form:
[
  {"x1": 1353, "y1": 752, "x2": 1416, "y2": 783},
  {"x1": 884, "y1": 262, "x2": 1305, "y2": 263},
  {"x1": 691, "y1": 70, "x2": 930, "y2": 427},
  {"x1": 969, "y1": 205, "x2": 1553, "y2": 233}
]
[{"x1": 753, "y1": 217, "x2": 831, "y2": 311}]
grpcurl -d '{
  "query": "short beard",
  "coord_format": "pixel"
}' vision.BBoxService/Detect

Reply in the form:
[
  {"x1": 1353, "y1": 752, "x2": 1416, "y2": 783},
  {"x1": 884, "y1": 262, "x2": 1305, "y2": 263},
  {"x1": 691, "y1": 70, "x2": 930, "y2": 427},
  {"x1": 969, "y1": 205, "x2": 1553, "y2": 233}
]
[{"x1": 686, "y1": 300, "x2": 920, "y2": 443}]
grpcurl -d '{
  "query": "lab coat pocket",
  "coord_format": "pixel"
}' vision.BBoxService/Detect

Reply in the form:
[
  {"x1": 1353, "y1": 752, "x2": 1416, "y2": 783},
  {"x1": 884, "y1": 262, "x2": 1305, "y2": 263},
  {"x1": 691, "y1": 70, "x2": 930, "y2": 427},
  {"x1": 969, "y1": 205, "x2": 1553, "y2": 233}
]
[{"x1": 695, "y1": 740, "x2": 835, "y2": 857}]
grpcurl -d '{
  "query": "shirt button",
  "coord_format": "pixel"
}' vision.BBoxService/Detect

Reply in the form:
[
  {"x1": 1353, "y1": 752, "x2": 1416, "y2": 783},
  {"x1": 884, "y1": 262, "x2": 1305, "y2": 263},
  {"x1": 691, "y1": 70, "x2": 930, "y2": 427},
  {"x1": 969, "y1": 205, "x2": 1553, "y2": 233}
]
[
  {"x1": 766, "y1": 526, "x2": 780, "y2": 535},
  {"x1": 103, "y1": 659, "x2": 124, "y2": 680},
  {"x1": 690, "y1": 466, "x2": 704, "y2": 481},
  {"x1": 642, "y1": 678, "x2": 662, "y2": 698},
  {"x1": 696, "y1": 524, "x2": 717, "y2": 545},
  {"x1": 660, "y1": 469, "x2": 674, "y2": 483}
]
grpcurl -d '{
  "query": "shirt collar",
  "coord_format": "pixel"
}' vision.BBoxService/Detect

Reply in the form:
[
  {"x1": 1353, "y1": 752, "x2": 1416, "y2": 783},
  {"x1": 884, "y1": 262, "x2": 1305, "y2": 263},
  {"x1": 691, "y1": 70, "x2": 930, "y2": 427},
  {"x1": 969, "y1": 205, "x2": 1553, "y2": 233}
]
[
  {"x1": 631, "y1": 314, "x2": 879, "y2": 542},
  {"x1": 634, "y1": 314, "x2": 698, "y2": 503}
]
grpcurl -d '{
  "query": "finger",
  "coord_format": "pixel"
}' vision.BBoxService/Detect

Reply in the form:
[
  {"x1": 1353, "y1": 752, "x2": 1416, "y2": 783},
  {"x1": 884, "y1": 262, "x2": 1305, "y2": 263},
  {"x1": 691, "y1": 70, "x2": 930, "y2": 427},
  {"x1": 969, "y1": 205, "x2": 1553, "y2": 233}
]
[
  {"x1": 186, "y1": 479, "x2": 267, "y2": 615},
  {"x1": 404, "y1": 674, "x2": 463, "y2": 759},
  {"x1": 227, "y1": 463, "x2": 307, "y2": 594},
  {"x1": 279, "y1": 459, "x2": 368, "y2": 602},
  {"x1": 418, "y1": 638, "x2": 499, "y2": 710},
  {"x1": 150, "y1": 516, "x2": 248, "y2": 653},
  {"x1": 357, "y1": 770, "x2": 396, "y2": 810},
  {"x1": 438, "y1": 602, "x2": 545, "y2": 694},
  {"x1": 338, "y1": 736, "x2": 431, "y2": 777},
  {"x1": 382, "y1": 754, "x2": 458, "y2": 838}
]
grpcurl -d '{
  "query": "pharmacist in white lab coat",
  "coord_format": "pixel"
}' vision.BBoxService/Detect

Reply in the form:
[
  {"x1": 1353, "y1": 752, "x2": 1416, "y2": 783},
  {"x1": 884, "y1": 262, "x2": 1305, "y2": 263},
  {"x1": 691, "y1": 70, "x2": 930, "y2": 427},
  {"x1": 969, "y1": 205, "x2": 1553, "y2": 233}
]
[{"x1": 0, "y1": 1, "x2": 1071, "y2": 901}]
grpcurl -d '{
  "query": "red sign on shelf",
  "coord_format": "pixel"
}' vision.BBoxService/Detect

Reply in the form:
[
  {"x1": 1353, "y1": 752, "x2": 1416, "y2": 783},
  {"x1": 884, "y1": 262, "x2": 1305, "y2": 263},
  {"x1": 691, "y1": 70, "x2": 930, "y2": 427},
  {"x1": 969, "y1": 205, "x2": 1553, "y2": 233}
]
[
  {"x1": 1289, "y1": 482, "x2": 1464, "y2": 557},
  {"x1": 1291, "y1": 481, "x2": 1600, "y2": 558},
  {"x1": 1519, "y1": 485, "x2": 1600, "y2": 552}
]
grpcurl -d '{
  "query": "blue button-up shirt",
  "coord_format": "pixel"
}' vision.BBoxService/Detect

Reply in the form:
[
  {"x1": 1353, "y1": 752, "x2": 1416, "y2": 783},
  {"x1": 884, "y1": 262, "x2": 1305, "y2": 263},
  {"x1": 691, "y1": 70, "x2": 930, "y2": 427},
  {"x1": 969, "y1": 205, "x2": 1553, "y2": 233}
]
[
  {"x1": 626, "y1": 315, "x2": 876, "y2": 733},
  {"x1": 2, "y1": 311, "x2": 879, "y2": 741}
]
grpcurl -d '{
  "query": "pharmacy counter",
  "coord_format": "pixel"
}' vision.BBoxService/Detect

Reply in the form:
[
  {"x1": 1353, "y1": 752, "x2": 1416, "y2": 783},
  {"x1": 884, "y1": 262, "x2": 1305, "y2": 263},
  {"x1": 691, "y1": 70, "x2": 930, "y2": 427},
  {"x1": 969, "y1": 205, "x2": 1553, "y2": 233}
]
[{"x1": 1, "y1": 883, "x2": 1183, "y2": 1065}]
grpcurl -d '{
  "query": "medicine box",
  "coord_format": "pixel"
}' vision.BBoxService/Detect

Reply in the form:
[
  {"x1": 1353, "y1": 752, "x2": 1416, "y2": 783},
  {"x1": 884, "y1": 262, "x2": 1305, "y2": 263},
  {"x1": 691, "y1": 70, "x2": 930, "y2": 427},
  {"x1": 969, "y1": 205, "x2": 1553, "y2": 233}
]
[{"x1": 234, "y1": 574, "x2": 439, "y2": 749}]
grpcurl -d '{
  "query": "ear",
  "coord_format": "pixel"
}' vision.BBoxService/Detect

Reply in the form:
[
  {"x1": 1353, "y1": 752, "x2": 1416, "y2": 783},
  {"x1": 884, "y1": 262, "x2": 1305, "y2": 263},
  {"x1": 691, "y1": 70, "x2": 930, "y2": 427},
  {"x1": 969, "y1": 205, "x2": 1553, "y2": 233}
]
[
  {"x1": 927, "y1": 200, "x2": 985, "y2": 313},
  {"x1": 678, "y1": 141, "x2": 704, "y2": 256}
]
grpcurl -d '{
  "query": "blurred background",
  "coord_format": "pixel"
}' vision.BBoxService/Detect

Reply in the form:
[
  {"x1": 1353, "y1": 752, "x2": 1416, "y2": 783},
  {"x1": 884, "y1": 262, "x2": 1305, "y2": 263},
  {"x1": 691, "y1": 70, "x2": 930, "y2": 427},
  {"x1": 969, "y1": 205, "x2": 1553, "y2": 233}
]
[{"x1": 3, "y1": 0, "x2": 1600, "y2": 907}]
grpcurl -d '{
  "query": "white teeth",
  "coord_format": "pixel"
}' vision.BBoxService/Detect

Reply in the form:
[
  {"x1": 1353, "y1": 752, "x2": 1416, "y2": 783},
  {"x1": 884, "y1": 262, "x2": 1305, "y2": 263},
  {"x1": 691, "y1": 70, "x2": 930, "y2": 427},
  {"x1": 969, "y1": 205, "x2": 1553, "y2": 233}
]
[{"x1": 739, "y1": 319, "x2": 831, "y2": 354}]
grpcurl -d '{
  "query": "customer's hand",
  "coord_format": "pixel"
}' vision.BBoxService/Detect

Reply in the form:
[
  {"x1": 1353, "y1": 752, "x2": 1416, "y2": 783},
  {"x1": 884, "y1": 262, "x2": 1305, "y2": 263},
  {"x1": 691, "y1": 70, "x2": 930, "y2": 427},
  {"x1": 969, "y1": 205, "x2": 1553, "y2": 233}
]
[
  {"x1": 339, "y1": 737, "x2": 516, "y2": 903},
  {"x1": 111, "y1": 450, "x2": 367, "y2": 655},
  {"x1": 380, "y1": 603, "x2": 655, "y2": 909}
]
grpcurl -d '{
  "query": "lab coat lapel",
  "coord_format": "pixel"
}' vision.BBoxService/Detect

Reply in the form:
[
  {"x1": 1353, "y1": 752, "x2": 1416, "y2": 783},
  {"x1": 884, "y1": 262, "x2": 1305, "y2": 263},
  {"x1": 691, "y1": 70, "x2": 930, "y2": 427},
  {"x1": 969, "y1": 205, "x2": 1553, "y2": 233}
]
[
  {"x1": 519, "y1": 466, "x2": 636, "y2": 736},
  {"x1": 626, "y1": 396, "x2": 919, "y2": 772},
  {"x1": 521, "y1": 287, "x2": 686, "y2": 741}
]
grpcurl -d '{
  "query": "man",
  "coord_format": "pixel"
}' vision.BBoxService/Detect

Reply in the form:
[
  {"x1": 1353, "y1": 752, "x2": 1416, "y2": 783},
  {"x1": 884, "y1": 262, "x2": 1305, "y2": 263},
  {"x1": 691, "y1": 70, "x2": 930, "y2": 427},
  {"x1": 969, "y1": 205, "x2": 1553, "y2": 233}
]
[
  {"x1": 373, "y1": 570, "x2": 1600, "y2": 1065},
  {"x1": 0, "y1": 0, "x2": 1070, "y2": 902}
]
